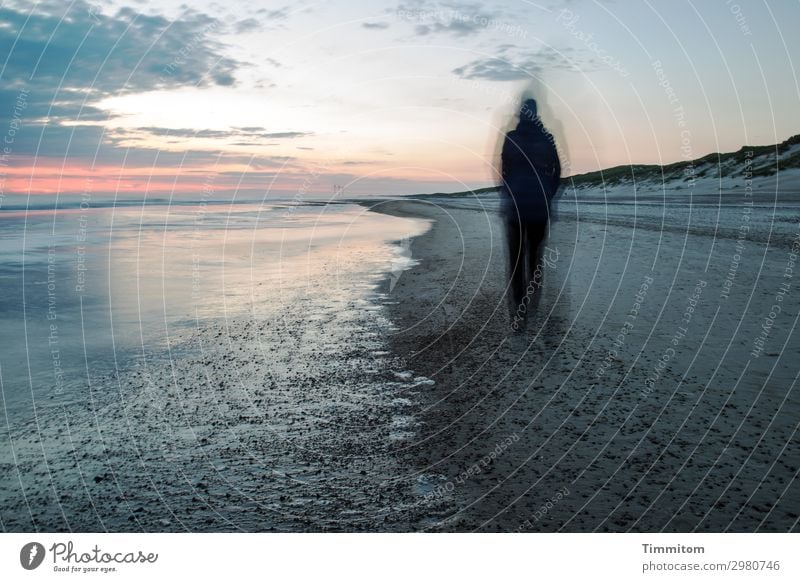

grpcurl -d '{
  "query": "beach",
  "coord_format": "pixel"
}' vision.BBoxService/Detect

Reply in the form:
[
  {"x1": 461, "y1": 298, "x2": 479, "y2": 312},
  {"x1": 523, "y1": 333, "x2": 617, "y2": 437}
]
[
  {"x1": 1, "y1": 192, "x2": 798, "y2": 532},
  {"x1": 368, "y1": 192, "x2": 800, "y2": 532},
  {"x1": 0, "y1": 201, "x2": 441, "y2": 532}
]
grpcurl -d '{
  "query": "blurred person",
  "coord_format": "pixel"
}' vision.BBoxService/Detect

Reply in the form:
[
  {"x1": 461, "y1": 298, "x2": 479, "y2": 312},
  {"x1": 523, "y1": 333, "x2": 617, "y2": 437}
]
[{"x1": 500, "y1": 98, "x2": 561, "y2": 324}]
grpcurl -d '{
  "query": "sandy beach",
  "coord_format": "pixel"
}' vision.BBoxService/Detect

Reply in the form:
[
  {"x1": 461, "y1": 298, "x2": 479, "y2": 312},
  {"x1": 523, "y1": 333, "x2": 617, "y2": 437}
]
[
  {"x1": 0, "y1": 202, "x2": 440, "y2": 532},
  {"x1": 1, "y1": 193, "x2": 798, "y2": 533},
  {"x1": 368, "y1": 193, "x2": 800, "y2": 532}
]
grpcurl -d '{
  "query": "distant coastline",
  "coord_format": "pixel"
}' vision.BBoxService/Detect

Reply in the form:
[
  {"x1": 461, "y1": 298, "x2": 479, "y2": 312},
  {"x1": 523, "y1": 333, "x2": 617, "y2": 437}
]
[{"x1": 411, "y1": 133, "x2": 800, "y2": 199}]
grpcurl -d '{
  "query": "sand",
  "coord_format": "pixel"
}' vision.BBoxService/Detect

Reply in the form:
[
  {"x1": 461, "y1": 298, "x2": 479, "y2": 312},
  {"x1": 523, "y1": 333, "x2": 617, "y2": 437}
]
[
  {"x1": 368, "y1": 194, "x2": 800, "y2": 532},
  {"x1": 2, "y1": 194, "x2": 798, "y2": 532},
  {"x1": 0, "y1": 202, "x2": 439, "y2": 532}
]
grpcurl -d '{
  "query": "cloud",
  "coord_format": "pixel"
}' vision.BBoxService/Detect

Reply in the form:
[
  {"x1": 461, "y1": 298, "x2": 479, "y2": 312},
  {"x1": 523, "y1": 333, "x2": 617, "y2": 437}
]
[
  {"x1": 234, "y1": 18, "x2": 262, "y2": 34},
  {"x1": 0, "y1": 0, "x2": 248, "y2": 164},
  {"x1": 255, "y1": 131, "x2": 310, "y2": 139},
  {"x1": 0, "y1": 2, "x2": 242, "y2": 97},
  {"x1": 114, "y1": 126, "x2": 313, "y2": 143},
  {"x1": 452, "y1": 46, "x2": 577, "y2": 81},
  {"x1": 453, "y1": 57, "x2": 535, "y2": 81},
  {"x1": 255, "y1": 7, "x2": 291, "y2": 21},
  {"x1": 135, "y1": 127, "x2": 234, "y2": 139},
  {"x1": 232, "y1": 127, "x2": 312, "y2": 139},
  {"x1": 236, "y1": 4, "x2": 295, "y2": 33},
  {"x1": 396, "y1": 1, "x2": 510, "y2": 38}
]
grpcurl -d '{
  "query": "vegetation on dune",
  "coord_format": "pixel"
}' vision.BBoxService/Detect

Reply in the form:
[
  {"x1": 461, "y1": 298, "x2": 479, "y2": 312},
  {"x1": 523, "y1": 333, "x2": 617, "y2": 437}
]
[
  {"x1": 566, "y1": 134, "x2": 800, "y2": 187},
  {"x1": 412, "y1": 135, "x2": 800, "y2": 198}
]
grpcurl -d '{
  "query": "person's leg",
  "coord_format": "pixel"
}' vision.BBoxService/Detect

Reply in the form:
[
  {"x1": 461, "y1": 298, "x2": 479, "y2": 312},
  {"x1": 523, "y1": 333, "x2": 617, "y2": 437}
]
[
  {"x1": 506, "y1": 214, "x2": 525, "y2": 308},
  {"x1": 524, "y1": 219, "x2": 548, "y2": 310},
  {"x1": 527, "y1": 220, "x2": 547, "y2": 277}
]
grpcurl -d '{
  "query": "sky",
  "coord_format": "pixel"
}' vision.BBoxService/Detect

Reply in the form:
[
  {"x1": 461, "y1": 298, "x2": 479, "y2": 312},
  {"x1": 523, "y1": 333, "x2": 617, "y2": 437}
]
[{"x1": 0, "y1": 0, "x2": 798, "y2": 199}]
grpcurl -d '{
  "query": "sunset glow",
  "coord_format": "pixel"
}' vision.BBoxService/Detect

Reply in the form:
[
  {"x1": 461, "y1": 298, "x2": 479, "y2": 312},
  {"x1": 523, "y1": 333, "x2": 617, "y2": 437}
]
[{"x1": 1, "y1": 0, "x2": 799, "y2": 200}]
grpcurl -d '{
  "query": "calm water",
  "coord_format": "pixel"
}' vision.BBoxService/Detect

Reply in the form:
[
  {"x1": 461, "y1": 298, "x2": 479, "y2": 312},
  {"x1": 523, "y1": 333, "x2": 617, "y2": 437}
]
[{"x1": 0, "y1": 200, "x2": 430, "y2": 418}]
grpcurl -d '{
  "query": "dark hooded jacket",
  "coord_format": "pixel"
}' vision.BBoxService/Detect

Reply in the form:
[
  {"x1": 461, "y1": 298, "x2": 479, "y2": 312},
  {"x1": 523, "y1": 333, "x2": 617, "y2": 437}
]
[{"x1": 501, "y1": 114, "x2": 561, "y2": 222}]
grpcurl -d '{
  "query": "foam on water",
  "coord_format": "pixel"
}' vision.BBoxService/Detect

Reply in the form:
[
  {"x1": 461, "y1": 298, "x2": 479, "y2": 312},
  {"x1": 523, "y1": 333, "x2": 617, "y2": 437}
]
[{"x1": 0, "y1": 201, "x2": 430, "y2": 416}]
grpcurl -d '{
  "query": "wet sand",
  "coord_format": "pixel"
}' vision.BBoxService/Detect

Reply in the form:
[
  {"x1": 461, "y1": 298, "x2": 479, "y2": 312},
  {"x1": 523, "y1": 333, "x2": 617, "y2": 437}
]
[
  {"x1": 0, "y1": 314, "x2": 438, "y2": 532},
  {"x1": 0, "y1": 202, "x2": 441, "y2": 532},
  {"x1": 368, "y1": 195, "x2": 800, "y2": 532},
  {"x1": 2, "y1": 196, "x2": 798, "y2": 532}
]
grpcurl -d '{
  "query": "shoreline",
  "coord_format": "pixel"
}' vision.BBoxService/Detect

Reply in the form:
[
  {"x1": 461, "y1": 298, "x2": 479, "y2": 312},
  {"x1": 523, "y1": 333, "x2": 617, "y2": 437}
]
[
  {"x1": 365, "y1": 196, "x2": 800, "y2": 532},
  {"x1": 1, "y1": 196, "x2": 797, "y2": 532},
  {"x1": 0, "y1": 202, "x2": 437, "y2": 532}
]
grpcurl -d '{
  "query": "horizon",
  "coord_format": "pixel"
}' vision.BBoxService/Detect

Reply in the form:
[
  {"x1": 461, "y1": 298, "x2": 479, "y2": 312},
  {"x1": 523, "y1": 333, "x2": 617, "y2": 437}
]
[
  {"x1": 3, "y1": 129, "x2": 795, "y2": 205},
  {"x1": 1, "y1": 0, "x2": 799, "y2": 200}
]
